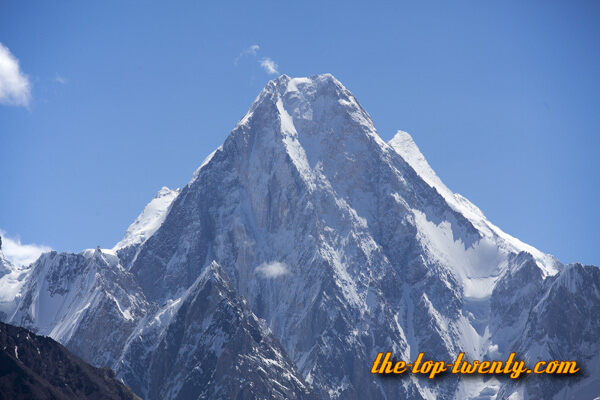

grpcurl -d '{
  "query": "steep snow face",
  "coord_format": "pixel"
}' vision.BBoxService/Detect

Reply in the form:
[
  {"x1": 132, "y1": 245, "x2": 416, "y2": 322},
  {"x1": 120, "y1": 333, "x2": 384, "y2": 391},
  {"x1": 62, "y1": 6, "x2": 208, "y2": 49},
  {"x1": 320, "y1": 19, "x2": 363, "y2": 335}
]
[
  {"x1": 388, "y1": 130, "x2": 561, "y2": 278},
  {"x1": 114, "y1": 187, "x2": 179, "y2": 251},
  {"x1": 114, "y1": 187, "x2": 179, "y2": 269},
  {"x1": 388, "y1": 131, "x2": 453, "y2": 199}
]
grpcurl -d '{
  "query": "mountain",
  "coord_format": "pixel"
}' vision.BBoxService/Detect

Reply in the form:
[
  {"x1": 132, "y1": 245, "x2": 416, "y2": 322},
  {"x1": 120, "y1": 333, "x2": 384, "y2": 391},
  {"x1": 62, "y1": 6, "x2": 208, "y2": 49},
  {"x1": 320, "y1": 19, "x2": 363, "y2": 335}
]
[
  {"x1": 0, "y1": 238, "x2": 10, "y2": 277},
  {"x1": 1, "y1": 74, "x2": 598, "y2": 399},
  {"x1": 494, "y1": 261, "x2": 600, "y2": 400},
  {"x1": 0, "y1": 321, "x2": 139, "y2": 400},
  {"x1": 8, "y1": 248, "x2": 151, "y2": 369},
  {"x1": 114, "y1": 186, "x2": 180, "y2": 270},
  {"x1": 116, "y1": 261, "x2": 316, "y2": 400}
]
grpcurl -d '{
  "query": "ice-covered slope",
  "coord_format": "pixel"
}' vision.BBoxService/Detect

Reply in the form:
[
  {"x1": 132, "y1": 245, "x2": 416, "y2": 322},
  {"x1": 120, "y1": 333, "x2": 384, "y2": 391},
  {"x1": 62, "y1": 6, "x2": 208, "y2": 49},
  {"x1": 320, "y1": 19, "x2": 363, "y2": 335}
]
[
  {"x1": 388, "y1": 130, "x2": 560, "y2": 278},
  {"x1": 114, "y1": 187, "x2": 179, "y2": 269},
  {"x1": 114, "y1": 187, "x2": 179, "y2": 251},
  {"x1": 388, "y1": 130, "x2": 453, "y2": 199}
]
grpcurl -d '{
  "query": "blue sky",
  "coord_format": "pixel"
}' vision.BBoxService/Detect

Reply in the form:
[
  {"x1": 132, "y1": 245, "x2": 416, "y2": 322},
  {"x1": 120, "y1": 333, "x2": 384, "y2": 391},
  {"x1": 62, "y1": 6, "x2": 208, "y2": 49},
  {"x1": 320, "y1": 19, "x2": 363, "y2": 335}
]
[{"x1": 0, "y1": 1, "x2": 598, "y2": 265}]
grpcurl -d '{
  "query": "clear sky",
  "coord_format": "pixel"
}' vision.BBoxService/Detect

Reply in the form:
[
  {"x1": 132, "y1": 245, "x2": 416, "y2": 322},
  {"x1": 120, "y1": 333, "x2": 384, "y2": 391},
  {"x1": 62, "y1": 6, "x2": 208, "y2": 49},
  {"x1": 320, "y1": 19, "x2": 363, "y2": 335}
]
[{"x1": 0, "y1": 1, "x2": 598, "y2": 265}]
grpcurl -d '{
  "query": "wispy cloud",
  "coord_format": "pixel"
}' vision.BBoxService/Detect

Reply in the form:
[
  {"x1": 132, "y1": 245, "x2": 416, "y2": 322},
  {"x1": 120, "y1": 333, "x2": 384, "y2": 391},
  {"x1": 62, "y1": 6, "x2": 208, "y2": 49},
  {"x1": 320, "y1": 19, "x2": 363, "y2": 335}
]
[
  {"x1": 235, "y1": 45, "x2": 280, "y2": 75},
  {"x1": 260, "y1": 58, "x2": 279, "y2": 75},
  {"x1": 0, "y1": 229, "x2": 51, "y2": 267},
  {"x1": 255, "y1": 261, "x2": 290, "y2": 278},
  {"x1": 0, "y1": 42, "x2": 31, "y2": 107},
  {"x1": 54, "y1": 75, "x2": 67, "y2": 84},
  {"x1": 234, "y1": 44, "x2": 260, "y2": 65}
]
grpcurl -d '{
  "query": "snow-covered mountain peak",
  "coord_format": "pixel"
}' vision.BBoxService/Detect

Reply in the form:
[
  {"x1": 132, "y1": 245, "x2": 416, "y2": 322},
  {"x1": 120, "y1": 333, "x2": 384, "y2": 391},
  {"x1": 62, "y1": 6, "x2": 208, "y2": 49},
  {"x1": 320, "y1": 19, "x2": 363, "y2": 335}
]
[
  {"x1": 275, "y1": 73, "x2": 369, "y2": 125},
  {"x1": 388, "y1": 130, "x2": 560, "y2": 276},
  {"x1": 198, "y1": 259, "x2": 227, "y2": 284},
  {"x1": 2, "y1": 74, "x2": 597, "y2": 400},
  {"x1": 235, "y1": 73, "x2": 375, "y2": 140},
  {"x1": 155, "y1": 186, "x2": 175, "y2": 199},
  {"x1": 114, "y1": 187, "x2": 179, "y2": 251},
  {"x1": 81, "y1": 247, "x2": 121, "y2": 268},
  {"x1": 266, "y1": 73, "x2": 344, "y2": 94},
  {"x1": 389, "y1": 130, "x2": 453, "y2": 198},
  {"x1": 218, "y1": 73, "x2": 387, "y2": 198}
]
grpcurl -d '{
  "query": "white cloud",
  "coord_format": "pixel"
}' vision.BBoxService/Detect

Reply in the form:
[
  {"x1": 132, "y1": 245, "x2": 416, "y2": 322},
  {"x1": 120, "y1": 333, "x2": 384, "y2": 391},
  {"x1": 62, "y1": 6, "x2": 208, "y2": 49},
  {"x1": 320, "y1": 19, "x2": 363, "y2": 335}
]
[
  {"x1": 233, "y1": 44, "x2": 279, "y2": 75},
  {"x1": 54, "y1": 75, "x2": 67, "y2": 84},
  {"x1": 246, "y1": 44, "x2": 260, "y2": 56},
  {"x1": 0, "y1": 229, "x2": 51, "y2": 267},
  {"x1": 260, "y1": 58, "x2": 279, "y2": 75},
  {"x1": 234, "y1": 44, "x2": 260, "y2": 65},
  {"x1": 0, "y1": 42, "x2": 31, "y2": 107},
  {"x1": 235, "y1": 45, "x2": 280, "y2": 75},
  {"x1": 255, "y1": 261, "x2": 290, "y2": 278}
]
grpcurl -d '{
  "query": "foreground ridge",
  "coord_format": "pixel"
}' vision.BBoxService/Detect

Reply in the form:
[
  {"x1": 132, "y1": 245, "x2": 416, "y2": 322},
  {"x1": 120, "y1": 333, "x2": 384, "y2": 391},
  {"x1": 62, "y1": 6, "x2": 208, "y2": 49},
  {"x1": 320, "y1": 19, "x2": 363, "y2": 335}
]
[{"x1": 0, "y1": 321, "x2": 140, "y2": 400}]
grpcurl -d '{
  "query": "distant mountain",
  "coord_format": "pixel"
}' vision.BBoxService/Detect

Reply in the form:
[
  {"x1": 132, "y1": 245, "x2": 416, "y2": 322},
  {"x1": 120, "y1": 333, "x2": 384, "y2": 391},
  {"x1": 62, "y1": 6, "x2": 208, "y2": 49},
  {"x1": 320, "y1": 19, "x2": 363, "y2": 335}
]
[
  {"x1": 0, "y1": 321, "x2": 139, "y2": 400},
  {"x1": 114, "y1": 186, "x2": 180, "y2": 270},
  {"x1": 0, "y1": 241, "x2": 31, "y2": 322},
  {"x1": 1, "y1": 74, "x2": 598, "y2": 399}
]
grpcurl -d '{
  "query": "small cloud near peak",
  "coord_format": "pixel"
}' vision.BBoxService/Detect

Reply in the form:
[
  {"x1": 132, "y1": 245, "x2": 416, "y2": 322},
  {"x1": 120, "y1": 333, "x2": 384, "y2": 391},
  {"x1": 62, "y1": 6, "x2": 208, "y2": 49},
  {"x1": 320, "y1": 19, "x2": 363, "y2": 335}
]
[
  {"x1": 235, "y1": 45, "x2": 280, "y2": 75},
  {"x1": 260, "y1": 58, "x2": 279, "y2": 75}
]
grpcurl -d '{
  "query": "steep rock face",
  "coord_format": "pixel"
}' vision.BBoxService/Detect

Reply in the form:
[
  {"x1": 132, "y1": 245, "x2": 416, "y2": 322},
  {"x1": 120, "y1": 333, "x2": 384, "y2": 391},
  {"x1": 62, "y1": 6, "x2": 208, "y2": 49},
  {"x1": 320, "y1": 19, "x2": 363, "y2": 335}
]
[
  {"x1": 122, "y1": 74, "x2": 574, "y2": 399},
  {"x1": 3, "y1": 236, "x2": 319, "y2": 399},
  {"x1": 129, "y1": 74, "x2": 488, "y2": 398},
  {"x1": 116, "y1": 261, "x2": 316, "y2": 400},
  {"x1": 0, "y1": 321, "x2": 139, "y2": 400},
  {"x1": 489, "y1": 252, "x2": 546, "y2": 354},
  {"x1": 497, "y1": 264, "x2": 600, "y2": 399},
  {"x1": 7, "y1": 249, "x2": 151, "y2": 368}
]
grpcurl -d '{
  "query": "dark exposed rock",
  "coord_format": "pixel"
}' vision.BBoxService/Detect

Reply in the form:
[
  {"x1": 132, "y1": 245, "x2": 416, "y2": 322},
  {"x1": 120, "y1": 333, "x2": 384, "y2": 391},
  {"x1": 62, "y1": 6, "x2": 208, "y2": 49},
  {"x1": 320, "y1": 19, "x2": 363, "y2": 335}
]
[{"x1": 0, "y1": 321, "x2": 139, "y2": 400}]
